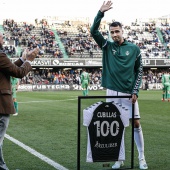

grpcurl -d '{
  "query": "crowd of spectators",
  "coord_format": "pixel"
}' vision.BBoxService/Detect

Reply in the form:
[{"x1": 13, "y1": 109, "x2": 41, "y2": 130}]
[
  {"x1": 2, "y1": 45, "x2": 16, "y2": 57},
  {"x1": 2, "y1": 19, "x2": 63, "y2": 58},
  {"x1": 2, "y1": 18, "x2": 170, "y2": 59},
  {"x1": 0, "y1": 19, "x2": 170, "y2": 89},
  {"x1": 19, "y1": 68, "x2": 102, "y2": 86},
  {"x1": 56, "y1": 23, "x2": 107, "y2": 58},
  {"x1": 1, "y1": 18, "x2": 170, "y2": 88},
  {"x1": 124, "y1": 22, "x2": 169, "y2": 58},
  {"x1": 160, "y1": 23, "x2": 170, "y2": 49},
  {"x1": 19, "y1": 68, "x2": 168, "y2": 89},
  {"x1": 55, "y1": 20, "x2": 170, "y2": 58}
]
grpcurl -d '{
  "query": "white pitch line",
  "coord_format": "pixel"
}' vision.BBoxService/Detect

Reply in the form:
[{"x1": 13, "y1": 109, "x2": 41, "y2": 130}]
[
  {"x1": 18, "y1": 98, "x2": 77, "y2": 104},
  {"x1": 5, "y1": 134, "x2": 69, "y2": 170}
]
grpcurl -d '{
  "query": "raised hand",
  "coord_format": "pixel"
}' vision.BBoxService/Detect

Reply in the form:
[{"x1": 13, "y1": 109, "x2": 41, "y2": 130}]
[
  {"x1": 26, "y1": 47, "x2": 39, "y2": 62},
  {"x1": 21, "y1": 48, "x2": 29, "y2": 61},
  {"x1": 100, "y1": 1, "x2": 113, "y2": 13}
]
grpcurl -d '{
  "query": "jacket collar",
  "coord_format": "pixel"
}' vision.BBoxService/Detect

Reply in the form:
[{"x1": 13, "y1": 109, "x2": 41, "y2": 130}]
[{"x1": 114, "y1": 39, "x2": 129, "y2": 46}]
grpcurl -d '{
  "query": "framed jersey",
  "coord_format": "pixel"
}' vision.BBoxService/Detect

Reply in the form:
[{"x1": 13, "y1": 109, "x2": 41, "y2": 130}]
[{"x1": 83, "y1": 101, "x2": 129, "y2": 162}]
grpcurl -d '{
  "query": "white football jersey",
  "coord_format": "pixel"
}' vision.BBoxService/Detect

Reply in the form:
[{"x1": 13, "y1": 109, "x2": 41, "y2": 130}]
[{"x1": 83, "y1": 101, "x2": 129, "y2": 162}]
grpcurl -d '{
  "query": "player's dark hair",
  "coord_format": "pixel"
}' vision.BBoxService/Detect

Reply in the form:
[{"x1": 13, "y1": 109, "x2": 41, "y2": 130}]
[{"x1": 109, "y1": 22, "x2": 122, "y2": 28}]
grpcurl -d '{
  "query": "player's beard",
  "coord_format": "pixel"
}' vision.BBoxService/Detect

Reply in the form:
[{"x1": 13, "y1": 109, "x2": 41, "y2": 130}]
[{"x1": 113, "y1": 36, "x2": 121, "y2": 43}]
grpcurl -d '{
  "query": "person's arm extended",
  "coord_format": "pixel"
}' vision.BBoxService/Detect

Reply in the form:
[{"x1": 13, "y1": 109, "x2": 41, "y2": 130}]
[
  {"x1": 90, "y1": 1, "x2": 112, "y2": 48},
  {"x1": 0, "y1": 48, "x2": 39, "y2": 78}
]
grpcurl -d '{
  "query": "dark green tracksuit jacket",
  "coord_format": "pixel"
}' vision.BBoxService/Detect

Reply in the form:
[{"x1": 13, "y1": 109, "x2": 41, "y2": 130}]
[{"x1": 90, "y1": 11, "x2": 143, "y2": 96}]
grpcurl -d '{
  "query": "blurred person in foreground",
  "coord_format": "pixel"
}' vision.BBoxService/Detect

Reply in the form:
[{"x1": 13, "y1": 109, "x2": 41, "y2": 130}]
[
  {"x1": 90, "y1": 1, "x2": 148, "y2": 169},
  {"x1": 0, "y1": 32, "x2": 39, "y2": 170}
]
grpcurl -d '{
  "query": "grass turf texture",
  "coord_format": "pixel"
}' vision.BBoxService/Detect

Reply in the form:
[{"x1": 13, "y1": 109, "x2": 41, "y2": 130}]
[{"x1": 4, "y1": 90, "x2": 170, "y2": 170}]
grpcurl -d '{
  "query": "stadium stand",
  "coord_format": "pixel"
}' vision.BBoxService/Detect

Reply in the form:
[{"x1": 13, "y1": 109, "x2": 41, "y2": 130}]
[
  {"x1": 2, "y1": 18, "x2": 170, "y2": 59},
  {"x1": 54, "y1": 22, "x2": 110, "y2": 58},
  {"x1": 2, "y1": 19, "x2": 63, "y2": 58},
  {"x1": 1, "y1": 17, "x2": 170, "y2": 88},
  {"x1": 159, "y1": 24, "x2": 170, "y2": 50},
  {"x1": 51, "y1": 28, "x2": 68, "y2": 58},
  {"x1": 123, "y1": 23, "x2": 169, "y2": 58}
]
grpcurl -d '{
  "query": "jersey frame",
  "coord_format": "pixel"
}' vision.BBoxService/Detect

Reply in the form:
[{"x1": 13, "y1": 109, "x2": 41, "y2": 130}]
[{"x1": 77, "y1": 95, "x2": 135, "y2": 170}]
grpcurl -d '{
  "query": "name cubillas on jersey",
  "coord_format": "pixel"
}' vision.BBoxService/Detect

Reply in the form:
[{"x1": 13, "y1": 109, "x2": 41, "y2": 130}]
[{"x1": 83, "y1": 101, "x2": 129, "y2": 162}]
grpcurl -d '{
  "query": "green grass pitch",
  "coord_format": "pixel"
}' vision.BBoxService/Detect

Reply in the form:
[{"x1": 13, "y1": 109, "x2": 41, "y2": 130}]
[{"x1": 4, "y1": 90, "x2": 170, "y2": 170}]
